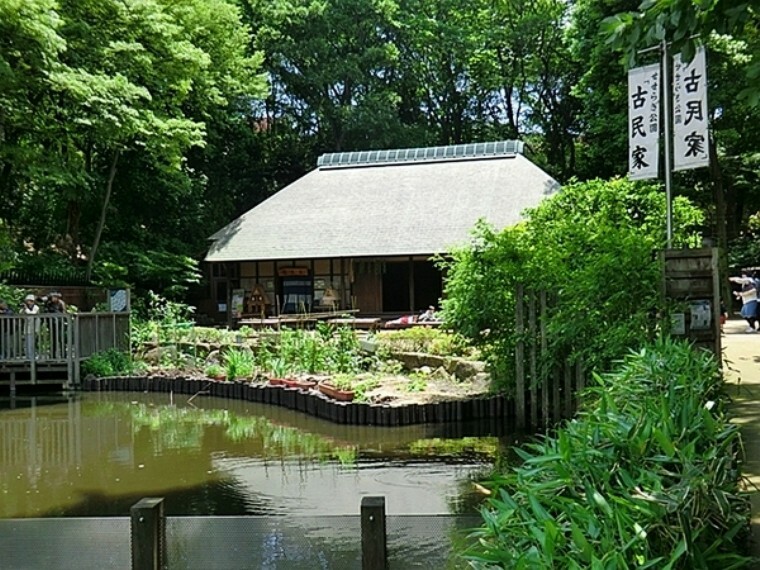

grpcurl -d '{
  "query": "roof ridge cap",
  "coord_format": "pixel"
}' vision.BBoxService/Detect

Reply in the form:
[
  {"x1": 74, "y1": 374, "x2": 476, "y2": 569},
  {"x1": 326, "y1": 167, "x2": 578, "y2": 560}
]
[{"x1": 317, "y1": 140, "x2": 524, "y2": 169}]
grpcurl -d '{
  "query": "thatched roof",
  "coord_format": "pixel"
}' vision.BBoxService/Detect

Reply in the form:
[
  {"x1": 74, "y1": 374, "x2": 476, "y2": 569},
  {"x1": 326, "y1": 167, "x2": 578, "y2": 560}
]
[{"x1": 206, "y1": 141, "x2": 559, "y2": 262}]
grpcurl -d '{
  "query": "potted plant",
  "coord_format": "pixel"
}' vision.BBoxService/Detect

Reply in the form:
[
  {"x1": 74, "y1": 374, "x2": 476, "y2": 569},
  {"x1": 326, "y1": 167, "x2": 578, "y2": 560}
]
[
  {"x1": 224, "y1": 347, "x2": 255, "y2": 381},
  {"x1": 268, "y1": 357, "x2": 289, "y2": 386},
  {"x1": 280, "y1": 376, "x2": 318, "y2": 390},
  {"x1": 318, "y1": 375, "x2": 355, "y2": 402},
  {"x1": 204, "y1": 363, "x2": 226, "y2": 382}
]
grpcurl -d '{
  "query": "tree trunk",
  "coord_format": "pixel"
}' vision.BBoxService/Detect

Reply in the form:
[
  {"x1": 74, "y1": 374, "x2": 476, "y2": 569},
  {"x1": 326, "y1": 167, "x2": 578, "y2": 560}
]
[
  {"x1": 65, "y1": 200, "x2": 81, "y2": 260},
  {"x1": 86, "y1": 150, "x2": 119, "y2": 282}
]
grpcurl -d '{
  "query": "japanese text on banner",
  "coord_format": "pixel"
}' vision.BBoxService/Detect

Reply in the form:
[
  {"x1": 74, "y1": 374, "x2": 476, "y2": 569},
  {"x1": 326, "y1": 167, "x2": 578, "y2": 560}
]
[
  {"x1": 628, "y1": 63, "x2": 660, "y2": 180},
  {"x1": 673, "y1": 47, "x2": 709, "y2": 171}
]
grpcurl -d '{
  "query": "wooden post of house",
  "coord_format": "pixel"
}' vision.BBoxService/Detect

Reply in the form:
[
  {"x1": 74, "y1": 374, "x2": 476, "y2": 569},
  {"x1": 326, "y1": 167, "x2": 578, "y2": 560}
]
[
  {"x1": 408, "y1": 257, "x2": 414, "y2": 313},
  {"x1": 361, "y1": 496, "x2": 387, "y2": 570}
]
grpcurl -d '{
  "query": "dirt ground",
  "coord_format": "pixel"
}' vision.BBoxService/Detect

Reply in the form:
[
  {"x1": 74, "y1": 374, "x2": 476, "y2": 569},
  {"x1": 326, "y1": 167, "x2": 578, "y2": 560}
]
[
  {"x1": 362, "y1": 370, "x2": 491, "y2": 406},
  {"x1": 722, "y1": 318, "x2": 760, "y2": 559}
]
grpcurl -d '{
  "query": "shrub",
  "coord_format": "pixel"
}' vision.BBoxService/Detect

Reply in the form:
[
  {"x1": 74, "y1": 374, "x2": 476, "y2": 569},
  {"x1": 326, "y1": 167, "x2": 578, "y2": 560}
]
[
  {"x1": 375, "y1": 328, "x2": 475, "y2": 357},
  {"x1": 224, "y1": 347, "x2": 255, "y2": 380},
  {"x1": 467, "y1": 339, "x2": 750, "y2": 568},
  {"x1": 82, "y1": 349, "x2": 135, "y2": 377},
  {"x1": 440, "y1": 178, "x2": 704, "y2": 392},
  {"x1": 0, "y1": 282, "x2": 25, "y2": 309}
]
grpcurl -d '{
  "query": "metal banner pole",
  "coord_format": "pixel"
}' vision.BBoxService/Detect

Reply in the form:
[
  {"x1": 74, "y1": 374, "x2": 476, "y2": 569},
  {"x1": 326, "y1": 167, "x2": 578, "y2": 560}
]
[{"x1": 662, "y1": 39, "x2": 674, "y2": 248}]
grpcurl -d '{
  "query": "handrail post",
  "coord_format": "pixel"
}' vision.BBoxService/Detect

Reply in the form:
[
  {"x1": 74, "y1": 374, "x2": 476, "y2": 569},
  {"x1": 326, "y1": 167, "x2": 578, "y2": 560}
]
[
  {"x1": 130, "y1": 497, "x2": 166, "y2": 570},
  {"x1": 73, "y1": 315, "x2": 81, "y2": 385},
  {"x1": 361, "y1": 496, "x2": 387, "y2": 570}
]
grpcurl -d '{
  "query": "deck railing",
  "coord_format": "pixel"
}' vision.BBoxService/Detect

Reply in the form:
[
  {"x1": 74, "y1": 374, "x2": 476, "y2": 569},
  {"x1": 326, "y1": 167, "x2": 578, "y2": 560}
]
[
  {"x1": 0, "y1": 313, "x2": 130, "y2": 385},
  {"x1": 0, "y1": 496, "x2": 479, "y2": 569}
]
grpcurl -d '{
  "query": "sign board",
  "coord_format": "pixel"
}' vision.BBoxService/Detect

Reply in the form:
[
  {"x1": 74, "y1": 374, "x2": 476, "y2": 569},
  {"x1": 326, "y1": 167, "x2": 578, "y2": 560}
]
[
  {"x1": 108, "y1": 289, "x2": 130, "y2": 312},
  {"x1": 673, "y1": 47, "x2": 709, "y2": 171},
  {"x1": 628, "y1": 63, "x2": 661, "y2": 180},
  {"x1": 661, "y1": 248, "x2": 720, "y2": 358},
  {"x1": 230, "y1": 289, "x2": 245, "y2": 318},
  {"x1": 278, "y1": 267, "x2": 309, "y2": 277}
]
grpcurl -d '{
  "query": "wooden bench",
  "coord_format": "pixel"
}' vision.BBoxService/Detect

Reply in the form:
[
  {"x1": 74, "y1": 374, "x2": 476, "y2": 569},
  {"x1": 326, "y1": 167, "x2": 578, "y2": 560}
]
[{"x1": 326, "y1": 317, "x2": 382, "y2": 330}]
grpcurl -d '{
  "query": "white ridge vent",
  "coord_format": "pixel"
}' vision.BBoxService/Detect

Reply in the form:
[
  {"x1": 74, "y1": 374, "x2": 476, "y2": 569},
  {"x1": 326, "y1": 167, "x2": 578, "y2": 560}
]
[{"x1": 317, "y1": 140, "x2": 524, "y2": 169}]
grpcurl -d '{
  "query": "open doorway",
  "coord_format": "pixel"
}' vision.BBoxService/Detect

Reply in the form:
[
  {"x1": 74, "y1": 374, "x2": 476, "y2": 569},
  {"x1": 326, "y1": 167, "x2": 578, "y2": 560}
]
[
  {"x1": 280, "y1": 277, "x2": 313, "y2": 313},
  {"x1": 382, "y1": 262, "x2": 410, "y2": 312},
  {"x1": 413, "y1": 260, "x2": 443, "y2": 310}
]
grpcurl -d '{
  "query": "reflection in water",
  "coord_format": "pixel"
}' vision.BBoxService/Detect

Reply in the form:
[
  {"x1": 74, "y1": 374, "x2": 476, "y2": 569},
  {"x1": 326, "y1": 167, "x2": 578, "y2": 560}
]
[{"x1": 0, "y1": 393, "x2": 507, "y2": 519}]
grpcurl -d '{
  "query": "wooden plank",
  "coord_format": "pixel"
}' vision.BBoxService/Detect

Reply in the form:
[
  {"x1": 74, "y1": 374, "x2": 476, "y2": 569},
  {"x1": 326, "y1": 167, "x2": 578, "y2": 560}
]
[
  {"x1": 528, "y1": 290, "x2": 537, "y2": 430},
  {"x1": 361, "y1": 496, "x2": 387, "y2": 570},
  {"x1": 130, "y1": 498, "x2": 166, "y2": 570},
  {"x1": 327, "y1": 318, "x2": 381, "y2": 330},
  {"x1": 515, "y1": 284, "x2": 526, "y2": 429},
  {"x1": 540, "y1": 291, "x2": 548, "y2": 428},
  {"x1": 711, "y1": 248, "x2": 721, "y2": 358}
]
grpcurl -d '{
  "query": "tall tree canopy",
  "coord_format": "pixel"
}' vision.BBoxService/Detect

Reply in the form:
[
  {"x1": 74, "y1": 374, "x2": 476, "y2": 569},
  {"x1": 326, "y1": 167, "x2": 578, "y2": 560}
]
[
  {"x1": 0, "y1": 0, "x2": 266, "y2": 289},
  {"x1": 2, "y1": 0, "x2": 759, "y2": 298}
]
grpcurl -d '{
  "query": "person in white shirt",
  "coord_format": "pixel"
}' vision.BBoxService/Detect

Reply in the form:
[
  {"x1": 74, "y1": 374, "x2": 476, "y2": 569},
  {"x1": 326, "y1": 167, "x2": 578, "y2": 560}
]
[
  {"x1": 20, "y1": 294, "x2": 40, "y2": 357},
  {"x1": 730, "y1": 274, "x2": 758, "y2": 333}
]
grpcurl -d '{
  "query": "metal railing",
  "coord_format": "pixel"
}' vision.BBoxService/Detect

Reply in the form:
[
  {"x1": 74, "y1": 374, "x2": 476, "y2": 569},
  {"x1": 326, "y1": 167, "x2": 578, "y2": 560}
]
[{"x1": 0, "y1": 497, "x2": 480, "y2": 569}]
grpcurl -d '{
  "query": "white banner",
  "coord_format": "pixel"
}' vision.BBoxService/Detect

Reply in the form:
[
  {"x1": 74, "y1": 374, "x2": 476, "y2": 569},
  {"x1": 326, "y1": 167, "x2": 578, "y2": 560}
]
[
  {"x1": 628, "y1": 64, "x2": 660, "y2": 180},
  {"x1": 673, "y1": 47, "x2": 709, "y2": 171}
]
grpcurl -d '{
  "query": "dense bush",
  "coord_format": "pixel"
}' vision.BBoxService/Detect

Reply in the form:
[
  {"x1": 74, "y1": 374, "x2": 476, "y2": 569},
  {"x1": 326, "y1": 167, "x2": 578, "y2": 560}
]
[
  {"x1": 467, "y1": 339, "x2": 751, "y2": 569},
  {"x1": 82, "y1": 349, "x2": 136, "y2": 377},
  {"x1": 0, "y1": 282, "x2": 26, "y2": 309},
  {"x1": 440, "y1": 178, "x2": 704, "y2": 391},
  {"x1": 374, "y1": 327, "x2": 477, "y2": 357}
]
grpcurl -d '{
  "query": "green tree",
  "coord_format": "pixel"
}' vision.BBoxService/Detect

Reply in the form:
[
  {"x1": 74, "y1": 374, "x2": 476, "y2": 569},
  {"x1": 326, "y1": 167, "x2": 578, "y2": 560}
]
[
  {"x1": 441, "y1": 178, "x2": 703, "y2": 390},
  {"x1": 0, "y1": 0, "x2": 266, "y2": 292},
  {"x1": 247, "y1": 0, "x2": 405, "y2": 152},
  {"x1": 603, "y1": 0, "x2": 759, "y2": 104}
]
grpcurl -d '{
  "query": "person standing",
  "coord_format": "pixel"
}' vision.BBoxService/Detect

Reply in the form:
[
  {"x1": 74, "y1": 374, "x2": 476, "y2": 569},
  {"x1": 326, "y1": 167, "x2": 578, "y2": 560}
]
[
  {"x1": 44, "y1": 291, "x2": 67, "y2": 359},
  {"x1": 0, "y1": 299, "x2": 13, "y2": 315},
  {"x1": 730, "y1": 274, "x2": 758, "y2": 333},
  {"x1": 0, "y1": 299, "x2": 14, "y2": 359},
  {"x1": 20, "y1": 294, "x2": 40, "y2": 358},
  {"x1": 44, "y1": 291, "x2": 67, "y2": 314}
]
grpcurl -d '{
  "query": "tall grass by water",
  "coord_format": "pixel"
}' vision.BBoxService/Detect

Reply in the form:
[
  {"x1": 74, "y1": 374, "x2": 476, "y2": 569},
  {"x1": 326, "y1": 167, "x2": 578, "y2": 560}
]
[{"x1": 467, "y1": 338, "x2": 751, "y2": 569}]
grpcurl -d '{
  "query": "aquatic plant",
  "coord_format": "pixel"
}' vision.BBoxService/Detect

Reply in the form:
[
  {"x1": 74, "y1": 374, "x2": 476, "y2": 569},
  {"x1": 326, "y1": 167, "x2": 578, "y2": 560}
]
[{"x1": 82, "y1": 349, "x2": 135, "y2": 377}]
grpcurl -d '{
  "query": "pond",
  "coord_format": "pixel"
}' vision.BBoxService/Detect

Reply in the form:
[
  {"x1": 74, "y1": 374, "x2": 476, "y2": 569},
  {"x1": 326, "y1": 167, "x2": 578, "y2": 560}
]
[{"x1": 0, "y1": 391, "x2": 518, "y2": 519}]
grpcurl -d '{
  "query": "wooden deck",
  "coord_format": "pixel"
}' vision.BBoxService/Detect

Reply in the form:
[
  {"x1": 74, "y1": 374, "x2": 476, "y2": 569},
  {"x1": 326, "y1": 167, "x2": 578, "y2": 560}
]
[{"x1": 0, "y1": 313, "x2": 129, "y2": 390}]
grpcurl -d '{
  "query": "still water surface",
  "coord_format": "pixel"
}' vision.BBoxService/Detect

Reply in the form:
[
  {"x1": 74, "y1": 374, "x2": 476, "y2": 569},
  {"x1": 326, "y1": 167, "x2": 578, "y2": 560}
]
[{"x1": 0, "y1": 392, "x2": 512, "y2": 519}]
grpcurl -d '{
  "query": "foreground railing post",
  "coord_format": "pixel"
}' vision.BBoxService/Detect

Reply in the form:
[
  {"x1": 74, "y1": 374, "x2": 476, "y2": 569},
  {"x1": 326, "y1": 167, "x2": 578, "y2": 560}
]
[
  {"x1": 361, "y1": 496, "x2": 387, "y2": 570},
  {"x1": 131, "y1": 497, "x2": 166, "y2": 570}
]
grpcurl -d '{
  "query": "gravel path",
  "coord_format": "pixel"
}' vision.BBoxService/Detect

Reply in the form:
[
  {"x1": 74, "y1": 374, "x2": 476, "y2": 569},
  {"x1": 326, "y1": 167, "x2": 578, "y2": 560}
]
[{"x1": 723, "y1": 318, "x2": 760, "y2": 558}]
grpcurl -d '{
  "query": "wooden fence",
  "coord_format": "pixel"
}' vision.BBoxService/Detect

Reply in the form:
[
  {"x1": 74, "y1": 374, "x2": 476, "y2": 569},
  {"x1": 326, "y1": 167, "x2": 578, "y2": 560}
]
[
  {"x1": 515, "y1": 285, "x2": 585, "y2": 429},
  {"x1": 0, "y1": 313, "x2": 130, "y2": 387}
]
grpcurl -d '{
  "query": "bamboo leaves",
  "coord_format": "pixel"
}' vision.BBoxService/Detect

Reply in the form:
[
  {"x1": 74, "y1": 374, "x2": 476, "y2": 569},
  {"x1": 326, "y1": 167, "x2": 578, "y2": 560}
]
[{"x1": 467, "y1": 339, "x2": 752, "y2": 568}]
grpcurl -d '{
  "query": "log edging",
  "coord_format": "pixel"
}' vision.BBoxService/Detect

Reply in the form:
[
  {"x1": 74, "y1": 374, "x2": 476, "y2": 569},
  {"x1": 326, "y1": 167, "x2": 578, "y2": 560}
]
[{"x1": 79, "y1": 376, "x2": 513, "y2": 427}]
